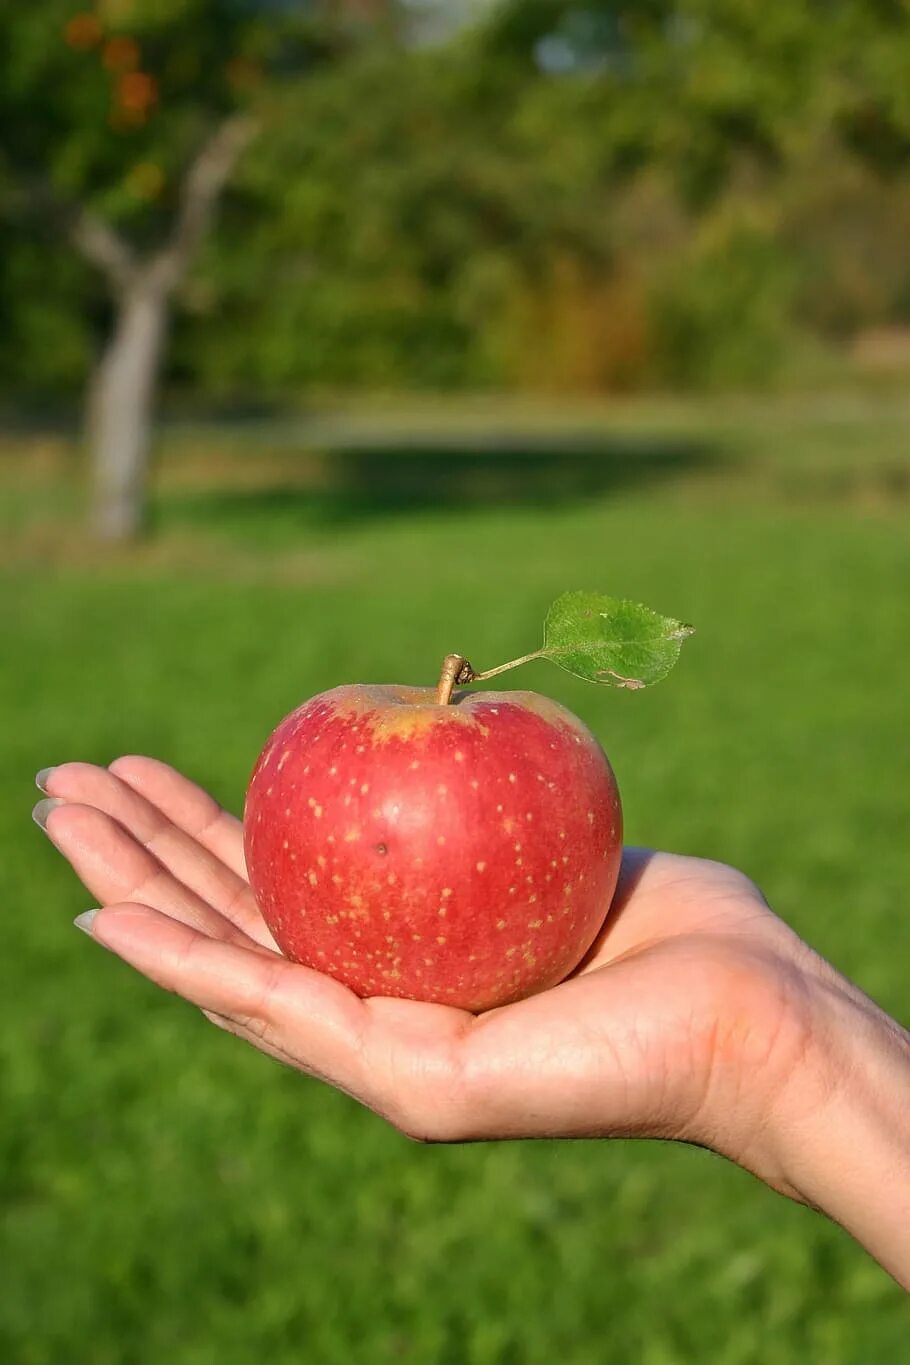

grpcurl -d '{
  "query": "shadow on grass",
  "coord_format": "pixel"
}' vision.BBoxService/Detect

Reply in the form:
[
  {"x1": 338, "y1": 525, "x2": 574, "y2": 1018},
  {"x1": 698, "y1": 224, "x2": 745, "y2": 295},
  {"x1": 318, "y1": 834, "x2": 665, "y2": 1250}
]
[{"x1": 157, "y1": 432, "x2": 719, "y2": 542}]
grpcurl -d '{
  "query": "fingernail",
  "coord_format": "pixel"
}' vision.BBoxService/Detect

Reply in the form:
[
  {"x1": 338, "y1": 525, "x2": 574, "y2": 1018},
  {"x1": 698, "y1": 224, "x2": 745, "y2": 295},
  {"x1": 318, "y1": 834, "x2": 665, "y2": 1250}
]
[
  {"x1": 35, "y1": 767, "x2": 57, "y2": 793},
  {"x1": 32, "y1": 797, "x2": 64, "y2": 831},
  {"x1": 74, "y1": 910, "x2": 99, "y2": 936}
]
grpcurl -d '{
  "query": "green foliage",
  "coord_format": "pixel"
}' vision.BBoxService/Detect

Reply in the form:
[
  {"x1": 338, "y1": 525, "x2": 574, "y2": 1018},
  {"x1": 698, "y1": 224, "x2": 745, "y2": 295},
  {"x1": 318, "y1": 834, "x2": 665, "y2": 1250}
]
[
  {"x1": 0, "y1": 1, "x2": 399, "y2": 392},
  {"x1": 650, "y1": 205, "x2": 798, "y2": 388},
  {"x1": 181, "y1": 38, "x2": 618, "y2": 393},
  {"x1": 2, "y1": 396, "x2": 909, "y2": 1359},
  {"x1": 4, "y1": 2, "x2": 258, "y2": 231},
  {"x1": 0, "y1": 1, "x2": 376, "y2": 231},
  {"x1": 539, "y1": 591, "x2": 693, "y2": 687},
  {"x1": 0, "y1": 222, "x2": 97, "y2": 396},
  {"x1": 177, "y1": 0, "x2": 910, "y2": 394},
  {"x1": 5, "y1": 1, "x2": 910, "y2": 396}
]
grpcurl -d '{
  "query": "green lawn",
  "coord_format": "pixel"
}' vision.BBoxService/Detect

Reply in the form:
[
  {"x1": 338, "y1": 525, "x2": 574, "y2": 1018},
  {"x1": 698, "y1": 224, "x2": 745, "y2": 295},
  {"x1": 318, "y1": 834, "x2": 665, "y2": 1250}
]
[{"x1": 2, "y1": 394, "x2": 909, "y2": 1363}]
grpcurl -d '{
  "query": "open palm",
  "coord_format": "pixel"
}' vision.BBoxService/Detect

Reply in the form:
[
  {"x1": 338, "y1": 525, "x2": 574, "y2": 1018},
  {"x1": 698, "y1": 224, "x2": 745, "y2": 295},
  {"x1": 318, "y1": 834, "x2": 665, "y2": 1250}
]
[{"x1": 38, "y1": 757, "x2": 832, "y2": 1188}]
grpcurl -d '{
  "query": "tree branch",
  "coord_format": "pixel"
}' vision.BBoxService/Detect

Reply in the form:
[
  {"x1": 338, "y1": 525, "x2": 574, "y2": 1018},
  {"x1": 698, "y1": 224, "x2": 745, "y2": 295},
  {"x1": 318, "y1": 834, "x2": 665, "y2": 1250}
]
[
  {"x1": 154, "y1": 113, "x2": 258, "y2": 291},
  {"x1": 70, "y1": 206, "x2": 137, "y2": 292},
  {"x1": 10, "y1": 177, "x2": 137, "y2": 293},
  {"x1": 10, "y1": 112, "x2": 255, "y2": 298}
]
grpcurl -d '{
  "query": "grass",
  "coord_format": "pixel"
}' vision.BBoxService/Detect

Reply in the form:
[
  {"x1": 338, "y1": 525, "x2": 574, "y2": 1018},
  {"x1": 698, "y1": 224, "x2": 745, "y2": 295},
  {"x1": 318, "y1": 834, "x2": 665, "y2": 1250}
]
[{"x1": 1, "y1": 393, "x2": 909, "y2": 1362}]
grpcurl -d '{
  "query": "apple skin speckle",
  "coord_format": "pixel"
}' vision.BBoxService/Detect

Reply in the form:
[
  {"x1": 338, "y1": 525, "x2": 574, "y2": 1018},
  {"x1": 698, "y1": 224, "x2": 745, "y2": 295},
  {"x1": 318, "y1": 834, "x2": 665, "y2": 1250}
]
[{"x1": 243, "y1": 683, "x2": 622, "y2": 1013}]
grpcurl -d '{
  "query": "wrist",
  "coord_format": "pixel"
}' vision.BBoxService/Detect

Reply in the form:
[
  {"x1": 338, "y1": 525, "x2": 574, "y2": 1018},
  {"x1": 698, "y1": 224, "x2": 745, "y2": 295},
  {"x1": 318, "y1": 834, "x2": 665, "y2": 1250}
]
[{"x1": 765, "y1": 975, "x2": 910, "y2": 1287}]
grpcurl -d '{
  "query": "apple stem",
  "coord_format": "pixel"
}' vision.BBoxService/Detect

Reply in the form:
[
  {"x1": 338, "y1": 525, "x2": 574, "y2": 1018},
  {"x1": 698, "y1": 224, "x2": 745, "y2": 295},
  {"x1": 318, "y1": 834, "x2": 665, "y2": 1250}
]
[
  {"x1": 436, "y1": 654, "x2": 473, "y2": 705},
  {"x1": 435, "y1": 648, "x2": 548, "y2": 702},
  {"x1": 471, "y1": 650, "x2": 546, "y2": 681}
]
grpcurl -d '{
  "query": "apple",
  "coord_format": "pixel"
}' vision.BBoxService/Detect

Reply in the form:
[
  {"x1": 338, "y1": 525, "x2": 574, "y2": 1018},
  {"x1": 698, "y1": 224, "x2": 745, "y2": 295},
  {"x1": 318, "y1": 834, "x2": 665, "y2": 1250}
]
[{"x1": 243, "y1": 679, "x2": 622, "y2": 1012}]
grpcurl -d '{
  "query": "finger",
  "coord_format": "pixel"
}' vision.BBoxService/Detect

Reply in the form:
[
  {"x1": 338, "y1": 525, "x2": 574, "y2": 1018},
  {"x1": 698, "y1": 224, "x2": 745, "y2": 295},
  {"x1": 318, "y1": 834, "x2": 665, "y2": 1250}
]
[
  {"x1": 200, "y1": 1004, "x2": 425, "y2": 1134},
  {"x1": 42, "y1": 761, "x2": 271, "y2": 948},
  {"x1": 201, "y1": 1010, "x2": 304, "y2": 1071},
  {"x1": 108, "y1": 756, "x2": 247, "y2": 879},
  {"x1": 84, "y1": 904, "x2": 372, "y2": 1099},
  {"x1": 198, "y1": 1011, "x2": 369, "y2": 1106},
  {"x1": 42, "y1": 803, "x2": 262, "y2": 948},
  {"x1": 82, "y1": 901, "x2": 479, "y2": 1138}
]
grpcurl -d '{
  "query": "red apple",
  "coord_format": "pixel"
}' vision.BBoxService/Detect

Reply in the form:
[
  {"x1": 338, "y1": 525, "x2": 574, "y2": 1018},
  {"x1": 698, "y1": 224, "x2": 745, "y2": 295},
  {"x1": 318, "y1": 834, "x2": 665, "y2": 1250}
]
[{"x1": 243, "y1": 683, "x2": 622, "y2": 1012}]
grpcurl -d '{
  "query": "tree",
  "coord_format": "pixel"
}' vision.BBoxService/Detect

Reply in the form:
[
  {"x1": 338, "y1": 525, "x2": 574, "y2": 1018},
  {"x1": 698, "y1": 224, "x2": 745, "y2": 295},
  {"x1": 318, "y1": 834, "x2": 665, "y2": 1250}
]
[
  {"x1": 0, "y1": 1, "x2": 398, "y2": 539},
  {"x1": 6, "y1": 1, "x2": 910, "y2": 447}
]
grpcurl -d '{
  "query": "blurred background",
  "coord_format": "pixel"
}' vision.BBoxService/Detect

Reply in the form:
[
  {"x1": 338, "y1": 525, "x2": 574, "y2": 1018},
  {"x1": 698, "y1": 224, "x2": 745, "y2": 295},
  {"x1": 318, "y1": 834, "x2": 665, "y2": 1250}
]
[{"x1": 2, "y1": 2, "x2": 909, "y2": 1360}]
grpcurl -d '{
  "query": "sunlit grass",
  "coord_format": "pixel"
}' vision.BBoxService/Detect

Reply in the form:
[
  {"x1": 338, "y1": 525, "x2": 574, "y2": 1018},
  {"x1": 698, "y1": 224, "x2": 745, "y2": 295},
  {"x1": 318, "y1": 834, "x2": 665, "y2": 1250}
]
[{"x1": 1, "y1": 394, "x2": 908, "y2": 1362}]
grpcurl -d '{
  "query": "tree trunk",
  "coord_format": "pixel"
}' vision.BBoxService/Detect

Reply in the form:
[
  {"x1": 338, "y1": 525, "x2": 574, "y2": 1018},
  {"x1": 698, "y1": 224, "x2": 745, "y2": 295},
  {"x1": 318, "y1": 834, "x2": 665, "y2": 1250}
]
[{"x1": 88, "y1": 282, "x2": 169, "y2": 541}]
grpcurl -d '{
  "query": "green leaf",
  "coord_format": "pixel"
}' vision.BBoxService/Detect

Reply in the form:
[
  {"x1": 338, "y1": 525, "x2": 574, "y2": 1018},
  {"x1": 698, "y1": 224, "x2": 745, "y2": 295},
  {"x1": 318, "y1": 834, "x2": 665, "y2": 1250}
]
[{"x1": 541, "y1": 591, "x2": 694, "y2": 688}]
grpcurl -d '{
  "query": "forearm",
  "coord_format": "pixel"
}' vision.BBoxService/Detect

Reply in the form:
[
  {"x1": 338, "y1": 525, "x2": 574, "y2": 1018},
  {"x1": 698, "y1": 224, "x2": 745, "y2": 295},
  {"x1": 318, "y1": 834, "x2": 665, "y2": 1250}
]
[{"x1": 774, "y1": 982, "x2": 910, "y2": 1289}]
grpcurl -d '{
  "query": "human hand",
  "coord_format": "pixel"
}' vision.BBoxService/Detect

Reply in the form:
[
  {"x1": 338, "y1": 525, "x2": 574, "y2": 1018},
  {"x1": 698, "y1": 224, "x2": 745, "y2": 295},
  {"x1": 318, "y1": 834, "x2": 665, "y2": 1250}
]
[{"x1": 35, "y1": 758, "x2": 910, "y2": 1286}]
